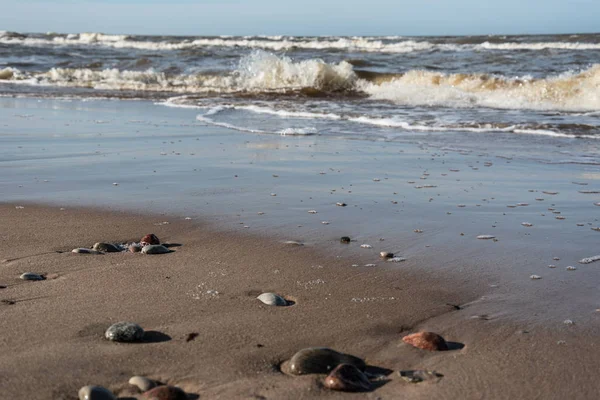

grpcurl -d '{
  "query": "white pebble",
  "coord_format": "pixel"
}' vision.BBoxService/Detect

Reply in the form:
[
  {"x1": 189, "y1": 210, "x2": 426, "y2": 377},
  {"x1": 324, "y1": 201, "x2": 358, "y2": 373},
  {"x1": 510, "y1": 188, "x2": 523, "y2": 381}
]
[
  {"x1": 477, "y1": 235, "x2": 496, "y2": 240},
  {"x1": 530, "y1": 275, "x2": 542, "y2": 280},
  {"x1": 360, "y1": 244, "x2": 372, "y2": 249},
  {"x1": 566, "y1": 266, "x2": 577, "y2": 271},
  {"x1": 308, "y1": 210, "x2": 317, "y2": 214}
]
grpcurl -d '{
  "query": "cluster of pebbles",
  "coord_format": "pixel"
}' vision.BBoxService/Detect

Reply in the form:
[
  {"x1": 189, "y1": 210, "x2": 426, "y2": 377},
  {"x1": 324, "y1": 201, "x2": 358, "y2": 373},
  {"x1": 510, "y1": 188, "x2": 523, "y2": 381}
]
[
  {"x1": 72, "y1": 234, "x2": 173, "y2": 255},
  {"x1": 279, "y1": 331, "x2": 453, "y2": 392}
]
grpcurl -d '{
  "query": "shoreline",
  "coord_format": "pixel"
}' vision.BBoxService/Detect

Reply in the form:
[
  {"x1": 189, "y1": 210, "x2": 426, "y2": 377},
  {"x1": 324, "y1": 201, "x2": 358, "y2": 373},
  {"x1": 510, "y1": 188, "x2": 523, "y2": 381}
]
[{"x1": 1, "y1": 203, "x2": 599, "y2": 399}]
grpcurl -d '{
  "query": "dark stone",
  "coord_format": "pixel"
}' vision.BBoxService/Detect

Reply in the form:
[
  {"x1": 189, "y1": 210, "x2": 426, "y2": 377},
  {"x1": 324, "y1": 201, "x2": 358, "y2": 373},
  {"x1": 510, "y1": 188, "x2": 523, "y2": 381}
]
[
  {"x1": 288, "y1": 347, "x2": 366, "y2": 375},
  {"x1": 141, "y1": 386, "x2": 187, "y2": 400},
  {"x1": 105, "y1": 322, "x2": 144, "y2": 342},
  {"x1": 340, "y1": 236, "x2": 351, "y2": 244},
  {"x1": 324, "y1": 363, "x2": 371, "y2": 392}
]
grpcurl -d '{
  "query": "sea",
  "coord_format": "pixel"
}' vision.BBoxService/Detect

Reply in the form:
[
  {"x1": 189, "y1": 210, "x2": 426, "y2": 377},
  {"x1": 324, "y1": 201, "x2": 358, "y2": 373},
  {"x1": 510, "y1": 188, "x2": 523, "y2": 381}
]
[{"x1": 1, "y1": 31, "x2": 599, "y2": 144}]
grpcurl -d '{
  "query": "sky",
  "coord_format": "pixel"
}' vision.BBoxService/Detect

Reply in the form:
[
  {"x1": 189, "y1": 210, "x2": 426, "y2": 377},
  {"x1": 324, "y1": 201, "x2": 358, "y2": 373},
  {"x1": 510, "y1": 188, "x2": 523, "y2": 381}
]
[{"x1": 1, "y1": 0, "x2": 598, "y2": 36}]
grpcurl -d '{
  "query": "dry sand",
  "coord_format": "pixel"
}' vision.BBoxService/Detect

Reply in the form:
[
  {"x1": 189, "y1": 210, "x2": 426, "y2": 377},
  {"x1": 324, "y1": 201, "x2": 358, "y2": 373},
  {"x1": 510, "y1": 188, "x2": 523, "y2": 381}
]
[{"x1": 1, "y1": 203, "x2": 599, "y2": 399}]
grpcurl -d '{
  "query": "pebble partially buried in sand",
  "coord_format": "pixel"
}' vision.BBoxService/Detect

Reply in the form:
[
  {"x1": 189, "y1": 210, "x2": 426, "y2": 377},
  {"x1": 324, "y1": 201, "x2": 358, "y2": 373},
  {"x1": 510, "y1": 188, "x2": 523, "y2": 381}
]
[
  {"x1": 287, "y1": 347, "x2": 366, "y2": 375},
  {"x1": 324, "y1": 363, "x2": 371, "y2": 392},
  {"x1": 402, "y1": 332, "x2": 449, "y2": 351},
  {"x1": 19, "y1": 272, "x2": 45, "y2": 281},
  {"x1": 141, "y1": 386, "x2": 187, "y2": 400},
  {"x1": 78, "y1": 385, "x2": 116, "y2": 400},
  {"x1": 257, "y1": 292, "x2": 288, "y2": 306},
  {"x1": 93, "y1": 242, "x2": 122, "y2": 253},
  {"x1": 141, "y1": 245, "x2": 171, "y2": 254}
]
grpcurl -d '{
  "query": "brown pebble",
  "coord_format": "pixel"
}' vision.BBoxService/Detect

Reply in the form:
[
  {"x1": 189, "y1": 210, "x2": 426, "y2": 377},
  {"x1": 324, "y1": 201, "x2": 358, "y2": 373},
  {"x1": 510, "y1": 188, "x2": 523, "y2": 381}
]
[
  {"x1": 129, "y1": 244, "x2": 142, "y2": 253},
  {"x1": 141, "y1": 386, "x2": 187, "y2": 400},
  {"x1": 324, "y1": 363, "x2": 371, "y2": 392},
  {"x1": 402, "y1": 331, "x2": 449, "y2": 351},
  {"x1": 185, "y1": 332, "x2": 199, "y2": 342},
  {"x1": 141, "y1": 234, "x2": 160, "y2": 246}
]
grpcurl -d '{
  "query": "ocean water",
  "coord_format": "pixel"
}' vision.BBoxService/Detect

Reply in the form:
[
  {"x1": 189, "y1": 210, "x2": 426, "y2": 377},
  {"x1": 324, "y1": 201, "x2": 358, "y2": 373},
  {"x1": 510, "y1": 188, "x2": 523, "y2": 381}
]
[{"x1": 1, "y1": 31, "x2": 599, "y2": 141}]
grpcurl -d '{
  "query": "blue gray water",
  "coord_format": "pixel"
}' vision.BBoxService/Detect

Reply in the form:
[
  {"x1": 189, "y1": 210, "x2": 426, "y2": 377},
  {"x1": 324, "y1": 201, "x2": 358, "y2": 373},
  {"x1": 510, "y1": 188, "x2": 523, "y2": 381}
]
[{"x1": 1, "y1": 31, "x2": 599, "y2": 141}]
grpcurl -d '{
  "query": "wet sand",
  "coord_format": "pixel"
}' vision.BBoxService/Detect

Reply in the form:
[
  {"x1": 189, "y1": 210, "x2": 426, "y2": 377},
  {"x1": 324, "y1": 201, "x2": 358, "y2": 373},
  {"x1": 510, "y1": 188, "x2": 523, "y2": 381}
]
[{"x1": 1, "y1": 98, "x2": 600, "y2": 399}]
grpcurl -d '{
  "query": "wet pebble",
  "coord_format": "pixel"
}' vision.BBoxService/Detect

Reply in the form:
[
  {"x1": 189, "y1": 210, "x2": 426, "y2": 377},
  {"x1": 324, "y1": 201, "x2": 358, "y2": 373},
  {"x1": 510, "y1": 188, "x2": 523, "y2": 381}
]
[
  {"x1": 105, "y1": 321, "x2": 144, "y2": 342},
  {"x1": 308, "y1": 210, "x2": 318, "y2": 214},
  {"x1": 141, "y1": 386, "x2": 187, "y2": 400},
  {"x1": 128, "y1": 376, "x2": 156, "y2": 392},
  {"x1": 402, "y1": 331, "x2": 449, "y2": 351},
  {"x1": 388, "y1": 257, "x2": 406, "y2": 262},
  {"x1": 336, "y1": 202, "x2": 347, "y2": 207},
  {"x1": 324, "y1": 363, "x2": 371, "y2": 392},
  {"x1": 141, "y1": 245, "x2": 171, "y2": 254},
  {"x1": 530, "y1": 275, "x2": 542, "y2": 280},
  {"x1": 129, "y1": 243, "x2": 142, "y2": 253},
  {"x1": 19, "y1": 272, "x2": 45, "y2": 281},
  {"x1": 579, "y1": 255, "x2": 600, "y2": 264},
  {"x1": 340, "y1": 236, "x2": 351, "y2": 244},
  {"x1": 288, "y1": 347, "x2": 366, "y2": 375},
  {"x1": 380, "y1": 252, "x2": 393, "y2": 258},
  {"x1": 521, "y1": 222, "x2": 533, "y2": 227},
  {"x1": 257, "y1": 292, "x2": 288, "y2": 306},
  {"x1": 360, "y1": 244, "x2": 372, "y2": 249},
  {"x1": 566, "y1": 266, "x2": 577, "y2": 271},
  {"x1": 78, "y1": 386, "x2": 116, "y2": 400},
  {"x1": 72, "y1": 248, "x2": 101, "y2": 254},
  {"x1": 93, "y1": 243, "x2": 122, "y2": 253},
  {"x1": 477, "y1": 235, "x2": 495, "y2": 240}
]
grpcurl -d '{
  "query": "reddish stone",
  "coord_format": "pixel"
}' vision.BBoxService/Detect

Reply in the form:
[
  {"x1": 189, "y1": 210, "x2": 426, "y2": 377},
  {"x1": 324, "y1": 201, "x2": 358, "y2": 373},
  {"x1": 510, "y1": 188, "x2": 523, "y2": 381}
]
[
  {"x1": 141, "y1": 386, "x2": 187, "y2": 400},
  {"x1": 324, "y1": 364, "x2": 371, "y2": 392},
  {"x1": 402, "y1": 331, "x2": 448, "y2": 351},
  {"x1": 140, "y1": 234, "x2": 160, "y2": 246}
]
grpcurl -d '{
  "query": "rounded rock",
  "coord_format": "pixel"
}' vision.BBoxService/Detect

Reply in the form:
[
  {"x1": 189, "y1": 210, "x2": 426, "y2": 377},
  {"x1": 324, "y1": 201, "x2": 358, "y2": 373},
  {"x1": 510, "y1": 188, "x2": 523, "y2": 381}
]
[
  {"x1": 128, "y1": 376, "x2": 156, "y2": 392},
  {"x1": 141, "y1": 245, "x2": 171, "y2": 255},
  {"x1": 324, "y1": 363, "x2": 371, "y2": 392},
  {"x1": 141, "y1": 386, "x2": 187, "y2": 400},
  {"x1": 19, "y1": 272, "x2": 45, "y2": 281},
  {"x1": 257, "y1": 292, "x2": 287, "y2": 306},
  {"x1": 93, "y1": 243, "x2": 122, "y2": 253},
  {"x1": 402, "y1": 332, "x2": 449, "y2": 351},
  {"x1": 105, "y1": 321, "x2": 144, "y2": 342},
  {"x1": 340, "y1": 236, "x2": 351, "y2": 244},
  {"x1": 380, "y1": 252, "x2": 394, "y2": 258},
  {"x1": 129, "y1": 243, "x2": 143, "y2": 253},
  {"x1": 78, "y1": 385, "x2": 116, "y2": 400},
  {"x1": 288, "y1": 347, "x2": 366, "y2": 375},
  {"x1": 141, "y1": 234, "x2": 160, "y2": 246}
]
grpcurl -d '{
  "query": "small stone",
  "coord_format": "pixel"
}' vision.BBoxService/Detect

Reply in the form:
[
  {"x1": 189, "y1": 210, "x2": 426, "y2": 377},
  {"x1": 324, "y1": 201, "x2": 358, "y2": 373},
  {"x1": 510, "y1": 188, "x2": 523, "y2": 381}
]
[
  {"x1": 129, "y1": 244, "x2": 142, "y2": 253},
  {"x1": 477, "y1": 235, "x2": 495, "y2": 240},
  {"x1": 566, "y1": 266, "x2": 577, "y2": 271},
  {"x1": 340, "y1": 236, "x2": 351, "y2": 244},
  {"x1": 72, "y1": 248, "x2": 101, "y2": 254},
  {"x1": 283, "y1": 240, "x2": 303, "y2": 246},
  {"x1": 128, "y1": 376, "x2": 156, "y2": 392},
  {"x1": 78, "y1": 385, "x2": 116, "y2": 400},
  {"x1": 530, "y1": 275, "x2": 542, "y2": 280},
  {"x1": 141, "y1": 245, "x2": 171, "y2": 254},
  {"x1": 288, "y1": 347, "x2": 366, "y2": 375},
  {"x1": 563, "y1": 319, "x2": 574, "y2": 325},
  {"x1": 257, "y1": 292, "x2": 287, "y2": 306},
  {"x1": 360, "y1": 244, "x2": 372, "y2": 249},
  {"x1": 388, "y1": 257, "x2": 406, "y2": 262},
  {"x1": 19, "y1": 272, "x2": 45, "y2": 281},
  {"x1": 402, "y1": 332, "x2": 449, "y2": 351},
  {"x1": 93, "y1": 243, "x2": 122, "y2": 253},
  {"x1": 579, "y1": 255, "x2": 600, "y2": 264},
  {"x1": 141, "y1": 386, "x2": 187, "y2": 400},
  {"x1": 521, "y1": 222, "x2": 533, "y2": 227},
  {"x1": 324, "y1": 363, "x2": 371, "y2": 392},
  {"x1": 140, "y1": 234, "x2": 160, "y2": 246},
  {"x1": 399, "y1": 370, "x2": 444, "y2": 383},
  {"x1": 336, "y1": 202, "x2": 347, "y2": 207},
  {"x1": 308, "y1": 210, "x2": 318, "y2": 214},
  {"x1": 105, "y1": 321, "x2": 144, "y2": 342},
  {"x1": 380, "y1": 252, "x2": 394, "y2": 258}
]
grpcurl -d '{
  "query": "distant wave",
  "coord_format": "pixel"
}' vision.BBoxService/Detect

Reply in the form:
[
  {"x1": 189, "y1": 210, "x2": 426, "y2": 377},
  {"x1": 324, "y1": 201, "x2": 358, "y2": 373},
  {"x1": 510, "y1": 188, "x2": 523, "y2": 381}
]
[
  {"x1": 2, "y1": 51, "x2": 600, "y2": 112},
  {"x1": 2, "y1": 31, "x2": 600, "y2": 53}
]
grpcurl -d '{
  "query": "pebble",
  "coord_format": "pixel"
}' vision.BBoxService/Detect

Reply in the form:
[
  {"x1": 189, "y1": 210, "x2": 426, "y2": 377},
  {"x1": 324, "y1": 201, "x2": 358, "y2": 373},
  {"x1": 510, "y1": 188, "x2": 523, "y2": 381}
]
[
  {"x1": 128, "y1": 376, "x2": 156, "y2": 392},
  {"x1": 78, "y1": 386, "x2": 116, "y2": 400},
  {"x1": 592, "y1": 227, "x2": 600, "y2": 232},
  {"x1": 555, "y1": 216, "x2": 566, "y2": 220},
  {"x1": 595, "y1": 202, "x2": 600, "y2": 206},
  {"x1": 283, "y1": 240, "x2": 303, "y2": 246},
  {"x1": 563, "y1": 319, "x2": 574, "y2": 325},
  {"x1": 105, "y1": 321, "x2": 144, "y2": 342},
  {"x1": 129, "y1": 243, "x2": 142, "y2": 253},
  {"x1": 72, "y1": 248, "x2": 101, "y2": 254},
  {"x1": 566, "y1": 266, "x2": 577, "y2": 271},
  {"x1": 288, "y1": 347, "x2": 366, "y2": 375},
  {"x1": 19, "y1": 272, "x2": 45, "y2": 281},
  {"x1": 141, "y1": 386, "x2": 187, "y2": 400},
  {"x1": 542, "y1": 191, "x2": 559, "y2": 195},
  {"x1": 141, "y1": 245, "x2": 171, "y2": 254},
  {"x1": 521, "y1": 222, "x2": 533, "y2": 227},
  {"x1": 530, "y1": 275, "x2": 542, "y2": 280},
  {"x1": 399, "y1": 370, "x2": 444, "y2": 383},
  {"x1": 340, "y1": 236, "x2": 351, "y2": 244},
  {"x1": 140, "y1": 234, "x2": 160, "y2": 246},
  {"x1": 308, "y1": 210, "x2": 318, "y2": 214},
  {"x1": 517, "y1": 203, "x2": 529, "y2": 206},
  {"x1": 336, "y1": 202, "x2": 347, "y2": 207},
  {"x1": 93, "y1": 243, "x2": 122, "y2": 253},
  {"x1": 360, "y1": 244, "x2": 372, "y2": 249},
  {"x1": 380, "y1": 252, "x2": 393, "y2": 258},
  {"x1": 579, "y1": 255, "x2": 600, "y2": 264},
  {"x1": 257, "y1": 292, "x2": 288, "y2": 306},
  {"x1": 402, "y1": 331, "x2": 449, "y2": 351},
  {"x1": 388, "y1": 257, "x2": 406, "y2": 262},
  {"x1": 324, "y1": 363, "x2": 371, "y2": 392},
  {"x1": 548, "y1": 265, "x2": 556, "y2": 268},
  {"x1": 477, "y1": 235, "x2": 495, "y2": 240}
]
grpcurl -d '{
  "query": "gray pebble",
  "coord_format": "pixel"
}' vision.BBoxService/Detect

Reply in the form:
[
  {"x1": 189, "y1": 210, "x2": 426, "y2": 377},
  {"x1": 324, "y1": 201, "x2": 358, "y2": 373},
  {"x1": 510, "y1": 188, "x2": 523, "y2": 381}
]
[
  {"x1": 141, "y1": 245, "x2": 171, "y2": 254},
  {"x1": 105, "y1": 321, "x2": 144, "y2": 342},
  {"x1": 128, "y1": 376, "x2": 156, "y2": 392},
  {"x1": 72, "y1": 248, "x2": 101, "y2": 254},
  {"x1": 20, "y1": 272, "x2": 45, "y2": 281},
  {"x1": 257, "y1": 292, "x2": 288, "y2": 306},
  {"x1": 78, "y1": 385, "x2": 116, "y2": 400},
  {"x1": 93, "y1": 243, "x2": 122, "y2": 253}
]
